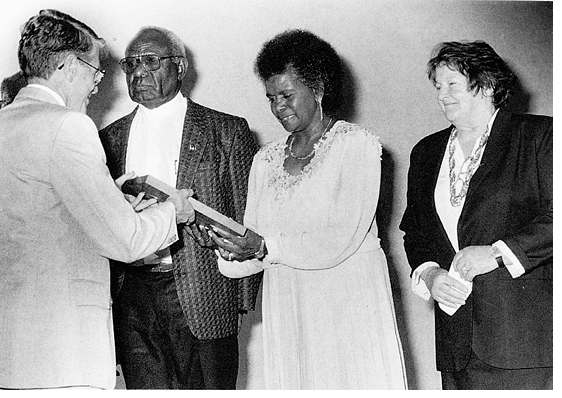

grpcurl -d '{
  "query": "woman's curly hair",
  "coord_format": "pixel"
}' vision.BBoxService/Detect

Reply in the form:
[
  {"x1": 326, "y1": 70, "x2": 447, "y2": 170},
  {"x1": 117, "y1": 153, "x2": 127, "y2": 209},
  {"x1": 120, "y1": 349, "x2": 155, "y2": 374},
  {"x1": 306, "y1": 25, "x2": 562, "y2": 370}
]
[
  {"x1": 427, "y1": 41, "x2": 516, "y2": 108},
  {"x1": 254, "y1": 29, "x2": 343, "y2": 115}
]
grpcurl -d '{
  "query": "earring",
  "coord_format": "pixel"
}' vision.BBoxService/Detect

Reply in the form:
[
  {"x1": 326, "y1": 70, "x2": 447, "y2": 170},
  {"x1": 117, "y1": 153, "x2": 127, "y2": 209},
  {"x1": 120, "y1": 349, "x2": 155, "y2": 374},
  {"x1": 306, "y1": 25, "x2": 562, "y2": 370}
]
[{"x1": 317, "y1": 99, "x2": 324, "y2": 121}]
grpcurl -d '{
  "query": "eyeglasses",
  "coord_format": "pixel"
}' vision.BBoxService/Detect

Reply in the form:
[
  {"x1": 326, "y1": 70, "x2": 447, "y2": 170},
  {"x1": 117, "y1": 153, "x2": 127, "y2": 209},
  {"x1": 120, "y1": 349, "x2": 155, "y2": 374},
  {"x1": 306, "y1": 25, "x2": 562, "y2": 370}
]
[
  {"x1": 77, "y1": 57, "x2": 105, "y2": 83},
  {"x1": 119, "y1": 54, "x2": 180, "y2": 74}
]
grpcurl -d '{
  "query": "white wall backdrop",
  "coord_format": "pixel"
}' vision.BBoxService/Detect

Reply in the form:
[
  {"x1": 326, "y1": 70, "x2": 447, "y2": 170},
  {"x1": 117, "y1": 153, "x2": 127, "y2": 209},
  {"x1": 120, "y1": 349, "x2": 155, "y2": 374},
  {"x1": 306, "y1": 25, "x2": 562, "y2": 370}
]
[{"x1": 1, "y1": 0, "x2": 552, "y2": 390}]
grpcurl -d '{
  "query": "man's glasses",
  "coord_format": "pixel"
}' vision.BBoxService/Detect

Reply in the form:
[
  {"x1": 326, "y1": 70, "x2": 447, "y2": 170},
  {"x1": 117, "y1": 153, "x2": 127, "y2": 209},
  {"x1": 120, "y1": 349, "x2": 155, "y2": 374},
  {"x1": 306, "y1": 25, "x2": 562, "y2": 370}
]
[
  {"x1": 77, "y1": 57, "x2": 105, "y2": 83},
  {"x1": 119, "y1": 55, "x2": 181, "y2": 74}
]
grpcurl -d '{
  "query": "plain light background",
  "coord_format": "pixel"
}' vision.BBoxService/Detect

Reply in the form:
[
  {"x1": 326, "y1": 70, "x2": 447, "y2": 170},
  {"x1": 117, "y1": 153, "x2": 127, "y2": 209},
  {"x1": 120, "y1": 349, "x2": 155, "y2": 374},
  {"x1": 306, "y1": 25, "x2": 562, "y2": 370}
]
[{"x1": 0, "y1": 0, "x2": 552, "y2": 390}]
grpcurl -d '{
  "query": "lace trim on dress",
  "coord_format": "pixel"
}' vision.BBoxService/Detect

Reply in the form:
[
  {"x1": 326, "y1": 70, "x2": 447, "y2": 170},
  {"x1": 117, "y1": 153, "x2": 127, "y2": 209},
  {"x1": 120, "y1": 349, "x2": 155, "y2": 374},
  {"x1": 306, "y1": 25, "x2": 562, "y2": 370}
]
[{"x1": 257, "y1": 120, "x2": 383, "y2": 203}]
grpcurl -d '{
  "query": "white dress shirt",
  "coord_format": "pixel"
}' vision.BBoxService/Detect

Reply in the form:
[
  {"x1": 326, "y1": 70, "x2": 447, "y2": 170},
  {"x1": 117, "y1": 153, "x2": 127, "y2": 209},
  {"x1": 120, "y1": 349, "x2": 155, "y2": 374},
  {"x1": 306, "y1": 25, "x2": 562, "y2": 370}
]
[{"x1": 126, "y1": 91, "x2": 187, "y2": 264}]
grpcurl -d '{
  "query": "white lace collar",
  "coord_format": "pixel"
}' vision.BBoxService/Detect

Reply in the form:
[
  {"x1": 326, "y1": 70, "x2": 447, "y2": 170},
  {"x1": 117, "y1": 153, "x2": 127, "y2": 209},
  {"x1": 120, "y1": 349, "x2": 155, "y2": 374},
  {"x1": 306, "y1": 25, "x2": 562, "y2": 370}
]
[{"x1": 258, "y1": 120, "x2": 381, "y2": 203}]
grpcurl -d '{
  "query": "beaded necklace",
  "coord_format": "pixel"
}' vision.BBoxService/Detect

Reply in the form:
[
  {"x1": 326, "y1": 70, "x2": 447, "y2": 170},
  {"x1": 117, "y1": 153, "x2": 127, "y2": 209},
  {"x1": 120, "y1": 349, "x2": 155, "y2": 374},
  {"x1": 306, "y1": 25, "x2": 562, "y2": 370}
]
[
  {"x1": 288, "y1": 117, "x2": 333, "y2": 160},
  {"x1": 448, "y1": 126, "x2": 490, "y2": 207}
]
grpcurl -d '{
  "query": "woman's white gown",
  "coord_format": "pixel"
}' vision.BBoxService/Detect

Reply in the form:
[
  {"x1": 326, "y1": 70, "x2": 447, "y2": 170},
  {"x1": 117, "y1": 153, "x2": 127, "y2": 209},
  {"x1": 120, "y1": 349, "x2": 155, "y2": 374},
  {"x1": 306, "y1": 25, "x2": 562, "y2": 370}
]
[{"x1": 219, "y1": 121, "x2": 407, "y2": 389}]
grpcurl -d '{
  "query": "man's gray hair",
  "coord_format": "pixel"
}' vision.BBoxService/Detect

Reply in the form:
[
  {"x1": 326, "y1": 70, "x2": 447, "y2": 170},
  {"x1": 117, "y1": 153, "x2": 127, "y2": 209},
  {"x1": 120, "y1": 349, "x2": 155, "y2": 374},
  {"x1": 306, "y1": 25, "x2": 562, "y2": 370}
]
[{"x1": 131, "y1": 26, "x2": 187, "y2": 58}]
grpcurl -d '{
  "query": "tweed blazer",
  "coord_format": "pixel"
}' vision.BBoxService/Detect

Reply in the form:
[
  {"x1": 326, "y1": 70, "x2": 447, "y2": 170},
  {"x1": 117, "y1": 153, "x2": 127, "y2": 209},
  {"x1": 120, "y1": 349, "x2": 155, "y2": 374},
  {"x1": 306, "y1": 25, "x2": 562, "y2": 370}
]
[
  {"x1": 99, "y1": 96, "x2": 263, "y2": 339},
  {"x1": 400, "y1": 109, "x2": 552, "y2": 372},
  {"x1": 0, "y1": 87, "x2": 179, "y2": 389}
]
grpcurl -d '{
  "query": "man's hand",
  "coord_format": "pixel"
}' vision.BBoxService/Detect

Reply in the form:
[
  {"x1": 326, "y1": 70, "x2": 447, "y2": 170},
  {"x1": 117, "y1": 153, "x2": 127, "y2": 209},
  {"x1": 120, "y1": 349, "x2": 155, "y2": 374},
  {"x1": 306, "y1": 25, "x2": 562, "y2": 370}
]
[
  {"x1": 187, "y1": 223, "x2": 217, "y2": 249},
  {"x1": 167, "y1": 189, "x2": 195, "y2": 224},
  {"x1": 452, "y1": 245, "x2": 497, "y2": 282},
  {"x1": 422, "y1": 267, "x2": 469, "y2": 309},
  {"x1": 115, "y1": 171, "x2": 157, "y2": 212}
]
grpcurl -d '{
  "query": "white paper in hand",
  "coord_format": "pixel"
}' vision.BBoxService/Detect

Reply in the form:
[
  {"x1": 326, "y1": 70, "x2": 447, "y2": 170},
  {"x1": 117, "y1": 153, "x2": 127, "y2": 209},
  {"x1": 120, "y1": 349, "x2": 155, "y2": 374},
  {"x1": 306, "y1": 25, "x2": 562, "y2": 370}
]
[{"x1": 439, "y1": 265, "x2": 473, "y2": 316}]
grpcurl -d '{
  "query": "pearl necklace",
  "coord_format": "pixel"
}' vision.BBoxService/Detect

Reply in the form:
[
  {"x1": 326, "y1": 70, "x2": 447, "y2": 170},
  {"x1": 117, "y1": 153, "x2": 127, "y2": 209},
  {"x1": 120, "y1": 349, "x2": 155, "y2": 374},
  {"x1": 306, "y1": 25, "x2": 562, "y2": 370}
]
[
  {"x1": 288, "y1": 117, "x2": 333, "y2": 160},
  {"x1": 448, "y1": 126, "x2": 490, "y2": 207}
]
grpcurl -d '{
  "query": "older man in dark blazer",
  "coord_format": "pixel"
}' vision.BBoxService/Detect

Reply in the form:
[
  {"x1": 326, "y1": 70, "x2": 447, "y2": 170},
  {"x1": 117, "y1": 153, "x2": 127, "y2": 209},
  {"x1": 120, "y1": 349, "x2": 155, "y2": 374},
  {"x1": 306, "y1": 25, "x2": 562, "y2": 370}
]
[
  {"x1": 400, "y1": 41, "x2": 552, "y2": 389},
  {"x1": 99, "y1": 26, "x2": 262, "y2": 389}
]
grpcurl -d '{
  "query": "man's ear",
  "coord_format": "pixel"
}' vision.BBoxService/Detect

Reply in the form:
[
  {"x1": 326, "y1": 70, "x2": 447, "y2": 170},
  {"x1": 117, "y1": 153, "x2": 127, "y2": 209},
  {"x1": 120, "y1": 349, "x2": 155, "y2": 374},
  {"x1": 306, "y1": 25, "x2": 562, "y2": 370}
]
[
  {"x1": 177, "y1": 57, "x2": 188, "y2": 81},
  {"x1": 58, "y1": 53, "x2": 79, "y2": 82}
]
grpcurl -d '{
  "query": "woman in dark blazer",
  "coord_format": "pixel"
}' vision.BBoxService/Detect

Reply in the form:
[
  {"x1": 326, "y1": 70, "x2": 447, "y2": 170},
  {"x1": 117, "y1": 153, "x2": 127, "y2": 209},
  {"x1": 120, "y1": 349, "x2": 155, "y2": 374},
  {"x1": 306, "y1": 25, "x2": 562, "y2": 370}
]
[{"x1": 400, "y1": 41, "x2": 552, "y2": 389}]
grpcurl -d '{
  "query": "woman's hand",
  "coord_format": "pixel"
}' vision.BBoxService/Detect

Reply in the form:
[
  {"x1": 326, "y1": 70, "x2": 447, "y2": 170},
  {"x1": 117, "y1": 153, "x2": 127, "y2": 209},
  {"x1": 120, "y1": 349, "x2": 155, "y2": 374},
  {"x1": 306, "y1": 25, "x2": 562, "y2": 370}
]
[
  {"x1": 452, "y1": 245, "x2": 497, "y2": 282},
  {"x1": 422, "y1": 267, "x2": 469, "y2": 308},
  {"x1": 208, "y1": 226, "x2": 264, "y2": 262}
]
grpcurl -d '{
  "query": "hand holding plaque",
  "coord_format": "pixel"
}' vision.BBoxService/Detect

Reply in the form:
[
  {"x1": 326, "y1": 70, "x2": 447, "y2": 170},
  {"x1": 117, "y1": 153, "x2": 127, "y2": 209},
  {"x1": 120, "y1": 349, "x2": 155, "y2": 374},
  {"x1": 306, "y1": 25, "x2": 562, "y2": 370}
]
[{"x1": 121, "y1": 175, "x2": 247, "y2": 237}]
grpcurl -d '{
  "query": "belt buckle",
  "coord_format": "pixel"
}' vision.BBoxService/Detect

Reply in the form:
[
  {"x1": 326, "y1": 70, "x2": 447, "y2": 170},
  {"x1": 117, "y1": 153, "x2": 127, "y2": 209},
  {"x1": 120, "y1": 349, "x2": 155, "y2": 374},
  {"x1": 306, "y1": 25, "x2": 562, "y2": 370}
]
[
  {"x1": 156, "y1": 262, "x2": 174, "y2": 272},
  {"x1": 146, "y1": 262, "x2": 174, "y2": 273}
]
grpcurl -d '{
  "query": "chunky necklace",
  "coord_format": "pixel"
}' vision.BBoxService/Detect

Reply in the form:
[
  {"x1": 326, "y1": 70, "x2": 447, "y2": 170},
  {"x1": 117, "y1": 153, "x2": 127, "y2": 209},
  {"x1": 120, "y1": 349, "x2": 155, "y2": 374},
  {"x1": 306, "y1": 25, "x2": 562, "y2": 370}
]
[
  {"x1": 288, "y1": 117, "x2": 333, "y2": 160},
  {"x1": 448, "y1": 126, "x2": 490, "y2": 207}
]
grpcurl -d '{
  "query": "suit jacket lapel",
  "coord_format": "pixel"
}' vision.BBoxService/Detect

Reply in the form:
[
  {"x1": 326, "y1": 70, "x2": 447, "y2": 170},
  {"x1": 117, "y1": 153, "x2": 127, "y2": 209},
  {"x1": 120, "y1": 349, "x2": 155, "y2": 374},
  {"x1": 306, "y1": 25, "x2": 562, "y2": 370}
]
[
  {"x1": 98, "y1": 107, "x2": 137, "y2": 180},
  {"x1": 427, "y1": 128, "x2": 451, "y2": 200},
  {"x1": 176, "y1": 98, "x2": 210, "y2": 189},
  {"x1": 463, "y1": 109, "x2": 512, "y2": 206},
  {"x1": 117, "y1": 110, "x2": 137, "y2": 175},
  {"x1": 427, "y1": 127, "x2": 457, "y2": 253},
  {"x1": 106, "y1": 108, "x2": 137, "y2": 176}
]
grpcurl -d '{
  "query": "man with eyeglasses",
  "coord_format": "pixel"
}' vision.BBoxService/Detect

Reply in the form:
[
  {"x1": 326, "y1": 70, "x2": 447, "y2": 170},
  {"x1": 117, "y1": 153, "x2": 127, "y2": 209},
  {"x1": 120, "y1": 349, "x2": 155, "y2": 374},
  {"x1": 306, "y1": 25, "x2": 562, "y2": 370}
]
[
  {"x1": 0, "y1": 10, "x2": 195, "y2": 389},
  {"x1": 99, "y1": 26, "x2": 262, "y2": 389}
]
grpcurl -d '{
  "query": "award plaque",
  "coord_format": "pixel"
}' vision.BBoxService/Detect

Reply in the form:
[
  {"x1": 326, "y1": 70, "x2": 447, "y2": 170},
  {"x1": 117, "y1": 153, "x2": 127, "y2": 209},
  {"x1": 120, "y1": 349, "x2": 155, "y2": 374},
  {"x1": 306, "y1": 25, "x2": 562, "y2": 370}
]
[{"x1": 122, "y1": 175, "x2": 247, "y2": 237}]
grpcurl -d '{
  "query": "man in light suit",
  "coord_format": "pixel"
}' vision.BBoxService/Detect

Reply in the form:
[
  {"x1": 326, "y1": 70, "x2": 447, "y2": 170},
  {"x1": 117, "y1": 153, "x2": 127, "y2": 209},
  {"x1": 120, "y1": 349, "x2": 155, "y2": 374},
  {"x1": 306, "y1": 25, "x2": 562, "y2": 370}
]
[
  {"x1": 99, "y1": 26, "x2": 262, "y2": 389},
  {"x1": 400, "y1": 41, "x2": 552, "y2": 389},
  {"x1": 0, "y1": 10, "x2": 195, "y2": 389}
]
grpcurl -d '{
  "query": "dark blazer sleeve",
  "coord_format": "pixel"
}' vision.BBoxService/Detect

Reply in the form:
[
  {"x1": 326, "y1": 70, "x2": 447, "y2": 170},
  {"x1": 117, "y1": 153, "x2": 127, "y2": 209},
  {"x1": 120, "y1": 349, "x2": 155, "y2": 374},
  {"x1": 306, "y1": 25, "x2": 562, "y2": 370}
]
[
  {"x1": 222, "y1": 117, "x2": 263, "y2": 311},
  {"x1": 501, "y1": 116, "x2": 552, "y2": 273},
  {"x1": 461, "y1": 112, "x2": 553, "y2": 369},
  {"x1": 400, "y1": 130, "x2": 455, "y2": 274},
  {"x1": 456, "y1": 112, "x2": 553, "y2": 274}
]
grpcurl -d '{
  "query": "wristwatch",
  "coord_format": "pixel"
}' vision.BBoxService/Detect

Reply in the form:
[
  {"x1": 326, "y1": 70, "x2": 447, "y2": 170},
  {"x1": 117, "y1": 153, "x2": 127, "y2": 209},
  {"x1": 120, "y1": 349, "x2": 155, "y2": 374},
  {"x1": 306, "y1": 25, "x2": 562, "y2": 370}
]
[{"x1": 490, "y1": 245, "x2": 505, "y2": 268}]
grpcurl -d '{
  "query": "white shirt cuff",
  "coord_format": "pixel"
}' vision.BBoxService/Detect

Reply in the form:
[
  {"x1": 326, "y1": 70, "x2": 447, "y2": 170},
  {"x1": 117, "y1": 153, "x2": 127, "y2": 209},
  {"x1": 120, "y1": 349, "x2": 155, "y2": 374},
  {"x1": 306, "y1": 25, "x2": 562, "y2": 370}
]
[
  {"x1": 493, "y1": 240, "x2": 525, "y2": 278},
  {"x1": 411, "y1": 262, "x2": 440, "y2": 300},
  {"x1": 263, "y1": 235, "x2": 280, "y2": 264},
  {"x1": 215, "y1": 250, "x2": 264, "y2": 278}
]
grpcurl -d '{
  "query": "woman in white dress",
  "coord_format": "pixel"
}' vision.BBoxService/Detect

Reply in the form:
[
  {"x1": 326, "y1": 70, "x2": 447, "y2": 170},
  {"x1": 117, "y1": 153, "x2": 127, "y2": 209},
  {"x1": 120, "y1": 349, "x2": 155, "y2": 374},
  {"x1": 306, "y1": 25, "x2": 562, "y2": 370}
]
[{"x1": 209, "y1": 29, "x2": 407, "y2": 389}]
